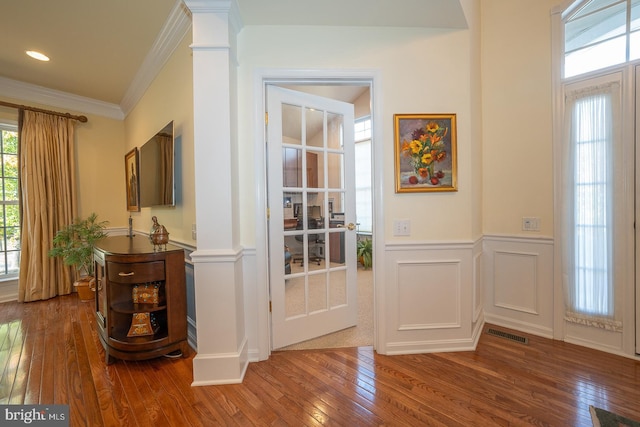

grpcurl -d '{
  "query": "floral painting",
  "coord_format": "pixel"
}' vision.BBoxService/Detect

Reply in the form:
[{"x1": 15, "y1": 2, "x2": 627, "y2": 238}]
[{"x1": 394, "y1": 113, "x2": 457, "y2": 193}]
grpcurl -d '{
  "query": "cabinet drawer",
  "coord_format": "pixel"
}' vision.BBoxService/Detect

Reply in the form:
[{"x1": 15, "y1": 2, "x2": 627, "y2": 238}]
[{"x1": 107, "y1": 261, "x2": 165, "y2": 284}]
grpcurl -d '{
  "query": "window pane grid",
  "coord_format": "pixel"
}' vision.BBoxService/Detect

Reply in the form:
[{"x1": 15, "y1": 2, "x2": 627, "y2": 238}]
[
  {"x1": 0, "y1": 127, "x2": 20, "y2": 277},
  {"x1": 355, "y1": 117, "x2": 371, "y2": 142},
  {"x1": 564, "y1": 0, "x2": 636, "y2": 77}
]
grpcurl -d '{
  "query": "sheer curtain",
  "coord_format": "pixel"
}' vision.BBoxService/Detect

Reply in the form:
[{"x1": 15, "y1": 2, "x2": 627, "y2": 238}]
[
  {"x1": 18, "y1": 110, "x2": 77, "y2": 302},
  {"x1": 562, "y1": 81, "x2": 622, "y2": 331}
]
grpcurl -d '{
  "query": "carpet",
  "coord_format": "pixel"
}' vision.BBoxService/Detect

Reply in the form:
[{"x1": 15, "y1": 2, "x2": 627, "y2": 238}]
[{"x1": 590, "y1": 406, "x2": 640, "y2": 427}]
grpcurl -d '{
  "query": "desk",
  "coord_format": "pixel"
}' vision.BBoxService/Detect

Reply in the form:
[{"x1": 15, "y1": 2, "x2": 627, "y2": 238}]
[{"x1": 284, "y1": 218, "x2": 298, "y2": 230}]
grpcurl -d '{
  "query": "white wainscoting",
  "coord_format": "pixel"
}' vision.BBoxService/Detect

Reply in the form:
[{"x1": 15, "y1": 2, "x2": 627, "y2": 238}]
[
  {"x1": 396, "y1": 260, "x2": 461, "y2": 330},
  {"x1": 382, "y1": 240, "x2": 483, "y2": 355},
  {"x1": 185, "y1": 258, "x2": 197, "y2": 350},
  {"x1": 243, "y1": 235, "x2": 555, "y2": 359},
  {"x1": 241, "y1": 247, "x2": 262, "y2": 362},
  {"x1": 483, "y1": 235, "x2": 554, "y2": 338}
]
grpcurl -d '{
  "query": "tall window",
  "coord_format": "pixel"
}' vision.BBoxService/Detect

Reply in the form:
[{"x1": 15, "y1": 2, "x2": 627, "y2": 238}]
[
  {"x1": 0, "y1": 125, "x2": 20, "y2": 277},
  {"x1": 564, "y1": 0, "x2": 640, "y2": 77},
  {"x1": 563, "y1": 81, "x2": 621, "y2": 330},
  {"x1": 354, "y1": 117, "x2": 372, "y2": 233}
]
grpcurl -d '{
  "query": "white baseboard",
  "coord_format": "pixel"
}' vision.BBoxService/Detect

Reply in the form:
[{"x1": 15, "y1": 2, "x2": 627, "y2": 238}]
[{"x1": 484, "y1": 313, "x2": 554, "y2": 339}]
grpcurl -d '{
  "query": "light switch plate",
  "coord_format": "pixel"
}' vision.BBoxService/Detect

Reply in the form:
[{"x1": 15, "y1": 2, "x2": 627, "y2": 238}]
[
  {"x1": 522, "y1": 217, "x2": 540, "y2": 231},
  {"x1": 393, "y1": 219, "x2": 411, "y2": 236}
]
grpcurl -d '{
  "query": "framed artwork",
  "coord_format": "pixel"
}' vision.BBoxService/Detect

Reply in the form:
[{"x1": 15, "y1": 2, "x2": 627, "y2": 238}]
[
  {"x1": 394, "y1": 113, "x2": 457, "y2": 193},
  {"x1": 125, "y1": 148, "x2": 140, "y2": 212}
]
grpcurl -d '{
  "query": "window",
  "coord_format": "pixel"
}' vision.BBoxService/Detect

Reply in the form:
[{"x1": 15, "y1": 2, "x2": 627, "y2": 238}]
[
  {"x1": 355, "y1": 117, "x2": 372, "y2": 233},
  {"x1": 562, "y1": 80, "x2": 622, "y2": 330},
  {"x1": 564, "y1": 0, "x2": 640, "y2": 78},
  {"x1": 355, "y1": 117, "x2": 371, "y2": 141},
  {"x1": 0, "y1": 125, "x2": 19, "y2": 277}
]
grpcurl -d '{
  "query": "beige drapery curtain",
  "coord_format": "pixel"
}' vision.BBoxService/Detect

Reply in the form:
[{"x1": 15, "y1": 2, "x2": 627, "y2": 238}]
[{"x1": 18, "y1": 110, "x2": 77, "y2": 302}]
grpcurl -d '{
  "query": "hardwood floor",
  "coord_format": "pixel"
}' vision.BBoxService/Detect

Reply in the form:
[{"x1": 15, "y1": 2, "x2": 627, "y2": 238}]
[{"x1": 1, "y1": 295, "x2": 640, "y2": 426}]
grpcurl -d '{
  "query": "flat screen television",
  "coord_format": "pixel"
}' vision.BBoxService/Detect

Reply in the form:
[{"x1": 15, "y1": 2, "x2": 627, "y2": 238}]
[{"x1": 139, "y1": 121, "x2": 175, "y2": 207}]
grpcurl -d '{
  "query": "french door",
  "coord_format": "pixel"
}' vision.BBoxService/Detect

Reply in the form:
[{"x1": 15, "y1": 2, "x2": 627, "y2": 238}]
[{"x1": 266, "y1": 85, "x2": 357, "y2": 349}]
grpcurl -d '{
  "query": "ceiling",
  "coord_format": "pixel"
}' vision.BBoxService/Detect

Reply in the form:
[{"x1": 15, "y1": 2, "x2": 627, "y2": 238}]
[{"x1": 0, "y1": 0, "x2": 467, "y2": 110}]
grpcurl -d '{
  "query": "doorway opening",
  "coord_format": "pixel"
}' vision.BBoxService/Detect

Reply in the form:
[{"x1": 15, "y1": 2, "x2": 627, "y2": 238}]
[{"x1": 265, "y1": 80, "x2": 374, "y2": 351}]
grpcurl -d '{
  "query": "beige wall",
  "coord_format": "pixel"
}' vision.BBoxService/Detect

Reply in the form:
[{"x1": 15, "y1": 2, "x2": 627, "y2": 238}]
[
  {"x1": 1, "y1": 32, "x2": 196, "y2": 240},
  {"x1": 481, "y1": 0, "x2": 558, "y2": 237},
  {"x1": 1, "y1": 0, "x2": 559, "y2": 247},
  {"x1": 0, "y1": 32, "x2": 194, "y2": 246},
  {"x1": 124, "y1": 33, "x2": 195, "y2": 244},
  {"x1": 0, "y1": 99, "x2": 125, "y2": 226},
  {"x1": 75, "y1": 114, "x2": 126, "y2": 222},
  {"x1": 237, "y1": 25, "x2": 477, "y2": 243}
]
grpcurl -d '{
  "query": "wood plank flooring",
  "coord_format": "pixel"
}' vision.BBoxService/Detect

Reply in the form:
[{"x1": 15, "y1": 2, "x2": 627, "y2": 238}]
[{"x1": 1, "y1": 294, "x2": 640, "y2": 426}]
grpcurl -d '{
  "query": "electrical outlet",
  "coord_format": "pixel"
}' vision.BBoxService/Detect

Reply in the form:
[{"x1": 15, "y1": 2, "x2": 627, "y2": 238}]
[
  {"x1": 393, "y1": 219, "x2": 411, "y2": 236},
  {"x1": 192, "y1": 223, "x2": 197, "y2": 240},
  {"x1": 522, "y1": 217, "x2": 540, "y2": 231}
]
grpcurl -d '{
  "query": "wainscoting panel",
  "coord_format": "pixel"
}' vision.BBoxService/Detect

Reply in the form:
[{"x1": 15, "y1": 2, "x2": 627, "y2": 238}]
[
  {"x1": 241, "y1": 248, "x2": 262, "y2": 361},
  {"x1": 494, "y1": 250, "x2": 538, "y2": 314},
  {"x1": 483, "y1": 235, "x2": 554, "y2": 338},
  {"x1": 185, "y1": 259, "x2": 197, "y2": 350},
  {"x1": 383, "y1": 241, "x2": 481, "y2": 355},
  {"x1": 396, "y1": 260, "x2": 461, "y2": 330},
  {"x1": 473, "y1": 251, "x2": 483, "y2": 323}
]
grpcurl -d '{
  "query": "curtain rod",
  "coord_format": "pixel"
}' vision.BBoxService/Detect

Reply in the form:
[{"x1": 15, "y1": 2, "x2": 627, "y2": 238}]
[{"x1": 0, "y1": 100, "x2": 88, "y2": 123}]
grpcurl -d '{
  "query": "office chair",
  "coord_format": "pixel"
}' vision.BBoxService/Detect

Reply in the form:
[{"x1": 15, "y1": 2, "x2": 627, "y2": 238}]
[{"x1": 292, "y1": 218, "x2": 323, "y2": 266}]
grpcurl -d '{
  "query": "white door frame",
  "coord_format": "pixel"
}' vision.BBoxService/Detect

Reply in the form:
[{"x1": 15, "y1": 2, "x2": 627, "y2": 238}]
[{"x1": 252, "y1": 69, "x2": 385, "y2": 360}]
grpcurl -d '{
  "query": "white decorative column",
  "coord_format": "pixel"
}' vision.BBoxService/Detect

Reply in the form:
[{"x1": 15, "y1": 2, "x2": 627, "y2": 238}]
[{"x1": 184, "y1": 0, "x2": 247, "y2": 385}]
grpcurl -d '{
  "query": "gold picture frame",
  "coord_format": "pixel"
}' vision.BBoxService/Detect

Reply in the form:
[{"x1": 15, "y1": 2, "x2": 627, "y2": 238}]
[
  {"x1": 394, "y1": 113, "x2": 457, "y2": 193},
  {"x1": 125, "y1": 148, "x2": 140, "y2": 211}
]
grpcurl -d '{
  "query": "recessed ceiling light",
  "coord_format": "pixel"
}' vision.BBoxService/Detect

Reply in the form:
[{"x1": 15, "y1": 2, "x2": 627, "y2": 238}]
[{"x1": 26, "y1": 50, "x2": 50, "y2": 62}]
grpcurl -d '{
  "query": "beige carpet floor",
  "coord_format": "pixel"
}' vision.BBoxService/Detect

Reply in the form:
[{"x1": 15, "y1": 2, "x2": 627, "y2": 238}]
[{"x1": 279, "y1": 265, "x2": 373, "y2": 351}]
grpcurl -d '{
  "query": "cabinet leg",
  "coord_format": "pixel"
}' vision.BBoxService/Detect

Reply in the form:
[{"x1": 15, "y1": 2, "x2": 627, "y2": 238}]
[
  {"x1": 180, "y1": 342, "x2": 190, "y2": 358},
  {"x1": 105, "y1": 351, "x2": 115, "y2": 365}
]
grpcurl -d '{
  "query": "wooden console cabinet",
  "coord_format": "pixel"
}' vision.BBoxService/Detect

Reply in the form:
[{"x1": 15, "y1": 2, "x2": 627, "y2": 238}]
[{"x1": 93, "y1": 235, "x2": 188, "y2": 364}]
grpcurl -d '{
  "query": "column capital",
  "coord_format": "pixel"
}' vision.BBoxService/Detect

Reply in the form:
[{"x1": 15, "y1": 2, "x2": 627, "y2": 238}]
[{"x1": 183, "y1": 0, "x2": 243, "y2": 34}]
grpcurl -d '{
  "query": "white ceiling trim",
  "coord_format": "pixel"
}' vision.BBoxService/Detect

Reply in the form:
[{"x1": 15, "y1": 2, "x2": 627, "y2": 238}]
[
  {"x1": 0, "y1": 76, "x2": 125, "y2": 120},
  {"x1": 0, "y1": 0, "x2": 192, "y2": 121},
  {"x1": 120, "y1": 1, "x2": 193, "y2": 115}
]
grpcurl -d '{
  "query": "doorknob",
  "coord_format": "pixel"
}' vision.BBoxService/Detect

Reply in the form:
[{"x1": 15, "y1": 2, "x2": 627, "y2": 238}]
[{"x1": 337, "y1": 223, "x2": 356, "y2": 231}]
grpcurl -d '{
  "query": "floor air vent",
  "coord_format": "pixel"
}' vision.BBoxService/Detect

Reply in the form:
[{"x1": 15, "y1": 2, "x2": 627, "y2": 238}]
[{"x1": 486, "y1": 328, "x2": 529, "y2": 345}]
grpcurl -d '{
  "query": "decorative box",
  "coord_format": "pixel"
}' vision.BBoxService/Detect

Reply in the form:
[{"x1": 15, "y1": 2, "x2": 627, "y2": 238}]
[
  {"x1": 132, "y1": 283, "x2": 159, "y2": 304},
  {"x1": 127, "y1": 312, "x2": 154, "y2": 337}
]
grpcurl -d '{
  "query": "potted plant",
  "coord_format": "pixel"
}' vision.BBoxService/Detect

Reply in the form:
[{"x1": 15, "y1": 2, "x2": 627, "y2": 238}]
[
  {"x1": 48, "y1": 213, "x2": 108, "y2": 300},
  {"x1": 357, "y1": 238, "x2": 373, "y2": 269}
]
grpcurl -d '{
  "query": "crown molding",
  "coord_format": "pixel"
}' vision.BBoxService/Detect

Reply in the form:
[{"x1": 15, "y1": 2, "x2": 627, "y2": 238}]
[
  {"x1": 0, "y1": 76, "x2": 124, "y2": 120},
  {"x1": 120, "y1": 1, "x2": 192, "y2": 116},
  {"x1": 0, "y1": 0, "x2": 193, "y2": 121}
]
